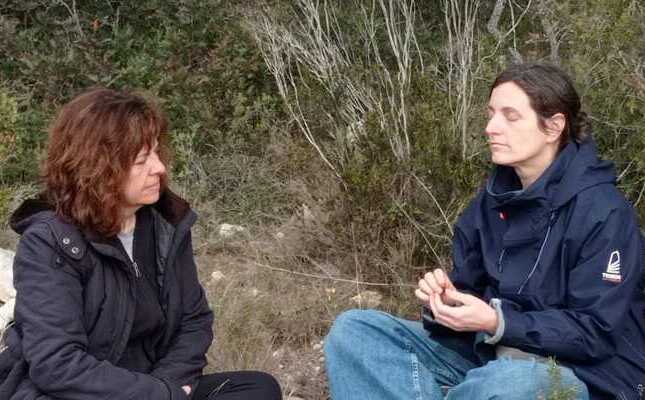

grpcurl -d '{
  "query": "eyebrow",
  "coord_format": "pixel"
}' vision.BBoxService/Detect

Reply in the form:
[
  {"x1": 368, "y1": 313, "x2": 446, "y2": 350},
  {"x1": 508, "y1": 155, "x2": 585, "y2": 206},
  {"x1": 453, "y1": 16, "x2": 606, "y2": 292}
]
[{"x1": 487, "y1": 105, "x2": 521, "y2": 115}]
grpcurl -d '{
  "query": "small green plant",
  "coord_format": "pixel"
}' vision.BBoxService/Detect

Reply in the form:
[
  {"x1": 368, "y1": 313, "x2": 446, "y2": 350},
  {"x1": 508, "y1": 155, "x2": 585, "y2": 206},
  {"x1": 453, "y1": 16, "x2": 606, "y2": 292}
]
[{"x1": 545, "y1": 358, "x2": 580, "y2": 400}]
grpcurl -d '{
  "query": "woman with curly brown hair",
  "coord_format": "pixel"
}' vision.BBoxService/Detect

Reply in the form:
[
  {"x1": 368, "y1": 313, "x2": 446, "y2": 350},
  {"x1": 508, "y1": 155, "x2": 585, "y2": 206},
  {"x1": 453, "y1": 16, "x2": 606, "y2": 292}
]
[{"x1": 0, "y1": 88, "x2": 282, "y2": 400}]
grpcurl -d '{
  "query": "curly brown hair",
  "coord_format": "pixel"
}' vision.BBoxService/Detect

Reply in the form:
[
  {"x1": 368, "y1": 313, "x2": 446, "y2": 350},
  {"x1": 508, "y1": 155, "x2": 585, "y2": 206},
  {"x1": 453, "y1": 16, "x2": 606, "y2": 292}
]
[{"x1": 43, "y1": 87, "x2": 170, "y2": 237}]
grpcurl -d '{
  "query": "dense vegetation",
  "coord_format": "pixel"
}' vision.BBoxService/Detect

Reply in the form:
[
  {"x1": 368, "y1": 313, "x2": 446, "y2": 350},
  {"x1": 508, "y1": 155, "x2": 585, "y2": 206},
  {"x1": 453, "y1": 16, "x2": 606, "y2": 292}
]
[{"x1": 1, "y1": 1, "x2": 643, "y2": 398}]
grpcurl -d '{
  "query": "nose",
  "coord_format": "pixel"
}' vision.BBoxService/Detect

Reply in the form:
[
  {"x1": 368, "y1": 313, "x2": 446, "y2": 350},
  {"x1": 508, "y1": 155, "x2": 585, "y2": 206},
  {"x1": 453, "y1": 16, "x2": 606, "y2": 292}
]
[
  {"x1": 150, "y1": 151, "x2": 166, "y2": 176},
  {"x1": 485, "y1": 114, "x2": 501, "y2": 138}
]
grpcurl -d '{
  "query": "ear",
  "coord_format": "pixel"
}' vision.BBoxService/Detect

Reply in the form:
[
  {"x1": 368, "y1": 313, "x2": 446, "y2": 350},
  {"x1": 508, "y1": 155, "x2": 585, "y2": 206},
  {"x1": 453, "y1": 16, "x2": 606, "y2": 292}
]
[{"x1": 544, "y1": 113, "x2": 566, "y2": 144}]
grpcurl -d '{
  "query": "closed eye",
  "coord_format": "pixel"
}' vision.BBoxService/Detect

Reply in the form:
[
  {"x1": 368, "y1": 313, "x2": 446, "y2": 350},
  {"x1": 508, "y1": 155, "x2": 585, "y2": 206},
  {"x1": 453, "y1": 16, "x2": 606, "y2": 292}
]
[
  {"x1": 501, "y1": 107, "x2": 521, "y2": 121},
  {"x1": 134, "y1": 154, "x2": 149, "y2": 165}
]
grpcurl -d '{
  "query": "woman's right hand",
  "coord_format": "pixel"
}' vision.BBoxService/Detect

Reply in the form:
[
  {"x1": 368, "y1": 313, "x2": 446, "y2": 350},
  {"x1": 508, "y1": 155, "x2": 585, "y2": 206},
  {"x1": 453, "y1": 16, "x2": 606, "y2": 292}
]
[{"x1": 415, "y1": 269, "x2": 456, "y2": 304}]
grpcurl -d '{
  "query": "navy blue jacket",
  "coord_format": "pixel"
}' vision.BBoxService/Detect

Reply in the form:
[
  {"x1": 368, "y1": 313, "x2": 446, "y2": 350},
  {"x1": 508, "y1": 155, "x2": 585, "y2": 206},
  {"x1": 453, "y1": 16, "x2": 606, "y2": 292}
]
[
  {"x1": 427, "y1": 141, "x2": 645, "y2": 399},
  {"x1": 0, "y1": 190, "x2": 214, "y2": 400}
]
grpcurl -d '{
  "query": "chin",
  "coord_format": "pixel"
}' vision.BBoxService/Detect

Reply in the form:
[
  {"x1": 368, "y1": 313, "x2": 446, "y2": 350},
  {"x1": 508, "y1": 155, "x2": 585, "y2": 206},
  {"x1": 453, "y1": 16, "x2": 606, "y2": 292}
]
[
  {"x1": 140, "y1": 194, "x2": 160, "y2": 205},
  {"x1": 491, "y1": 154, "x2": 511, "y2": 166}
]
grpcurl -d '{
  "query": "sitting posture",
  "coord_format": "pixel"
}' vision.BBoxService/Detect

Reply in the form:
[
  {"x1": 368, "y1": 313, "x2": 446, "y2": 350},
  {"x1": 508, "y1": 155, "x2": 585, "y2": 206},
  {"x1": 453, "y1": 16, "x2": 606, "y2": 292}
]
[
  {"x1": 325, "y1": 64, "x2": 645, "y2": 399},
  {"x1": 0, "y1": 88, "x2": 281, "y2": 400}
]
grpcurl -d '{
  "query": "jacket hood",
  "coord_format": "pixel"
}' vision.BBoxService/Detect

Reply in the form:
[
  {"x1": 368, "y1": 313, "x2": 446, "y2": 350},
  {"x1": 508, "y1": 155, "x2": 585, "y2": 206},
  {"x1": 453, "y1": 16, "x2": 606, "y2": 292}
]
[
  {"x1": 10, "y1": 189, "x2": 193, "y2": 237},
  {"x1": 486, "y1": 139, "x2": 616, "y2": 210}
]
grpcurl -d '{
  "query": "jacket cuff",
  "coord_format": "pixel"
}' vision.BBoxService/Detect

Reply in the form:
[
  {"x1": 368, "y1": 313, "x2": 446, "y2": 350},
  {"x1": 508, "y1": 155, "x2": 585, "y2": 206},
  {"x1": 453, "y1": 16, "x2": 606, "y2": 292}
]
[{"x1": 483, "y1": 298, "x2": 505, "y2": 345}]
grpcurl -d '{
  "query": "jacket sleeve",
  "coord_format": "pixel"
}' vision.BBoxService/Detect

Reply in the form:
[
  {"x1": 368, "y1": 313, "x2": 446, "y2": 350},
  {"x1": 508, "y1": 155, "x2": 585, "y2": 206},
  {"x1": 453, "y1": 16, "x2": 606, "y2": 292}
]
[
  {"x1": 450, "y1": 192, "x2": 490, "y2": 297},
  {"x1": 150, "y1": 231, "x2": 214, "y2": 390},
  {"x1": 424, "y1": 193, "x2": 490, "y2": 335},
  {"x1": 497, "y1": 203, "x2": 643, "y2": 363},
  {"x1": 13, "y1": 223, "x2": 178, "y2": 400}
]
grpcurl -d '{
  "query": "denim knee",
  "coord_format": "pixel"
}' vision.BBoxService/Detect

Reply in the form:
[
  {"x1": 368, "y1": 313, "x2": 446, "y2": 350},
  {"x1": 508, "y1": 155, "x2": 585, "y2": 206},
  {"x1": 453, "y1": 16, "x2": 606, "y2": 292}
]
[
  {"x1": 324, "y1": 309, "x2": 383, "y2": 353},
  {"x1": 448, "y1": 359, "x2": 589, "y2": 400}
]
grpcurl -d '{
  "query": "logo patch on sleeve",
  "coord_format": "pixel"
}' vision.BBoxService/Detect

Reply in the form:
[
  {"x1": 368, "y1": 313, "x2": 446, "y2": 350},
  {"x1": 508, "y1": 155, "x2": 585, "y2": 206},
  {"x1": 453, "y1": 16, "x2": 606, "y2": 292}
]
[{"x1": 602, "y1": 250, "x2": 622, "y2": 283}]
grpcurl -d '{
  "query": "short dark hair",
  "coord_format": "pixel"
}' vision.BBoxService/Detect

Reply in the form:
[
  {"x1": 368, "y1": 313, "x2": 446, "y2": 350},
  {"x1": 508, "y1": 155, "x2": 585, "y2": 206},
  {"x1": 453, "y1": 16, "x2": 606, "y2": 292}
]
[
  {"x1": 43, "y1": 87, "x2": 170, "y2": 237},
  {"x1": 491, "y1": 63, "x2": 591, "y2": 149}
]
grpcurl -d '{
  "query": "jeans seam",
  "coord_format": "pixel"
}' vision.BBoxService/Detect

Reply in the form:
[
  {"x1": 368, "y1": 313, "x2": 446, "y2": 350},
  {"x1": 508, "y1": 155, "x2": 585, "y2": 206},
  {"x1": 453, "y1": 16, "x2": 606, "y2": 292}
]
[{"x1": 405, "y1": 339, "x2": 423, "y2": 400}]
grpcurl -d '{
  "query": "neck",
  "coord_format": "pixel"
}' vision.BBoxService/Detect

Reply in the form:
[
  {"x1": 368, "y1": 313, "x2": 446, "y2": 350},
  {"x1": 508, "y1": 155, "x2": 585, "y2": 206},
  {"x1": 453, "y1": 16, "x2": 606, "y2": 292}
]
[
  {"x1": 120, "y1": 207, "x2": 139, "y2": 233},
  {"x1": 513, "y1": 146, "x2": 559, "y2": 189}
]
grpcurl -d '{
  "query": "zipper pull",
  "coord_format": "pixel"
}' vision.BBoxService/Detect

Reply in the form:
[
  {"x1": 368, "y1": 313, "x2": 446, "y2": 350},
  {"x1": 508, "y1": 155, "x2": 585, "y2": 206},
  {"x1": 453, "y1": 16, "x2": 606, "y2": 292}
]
[
  {"x1": 132, "y1": 261, "x2": 141, "y2": 278},
  {"x1": 549, "y1": 210, "x2": 558, "y2": 226},
  {"x1": 497, "y1": 248, "x2": 506, "y2": 273}
]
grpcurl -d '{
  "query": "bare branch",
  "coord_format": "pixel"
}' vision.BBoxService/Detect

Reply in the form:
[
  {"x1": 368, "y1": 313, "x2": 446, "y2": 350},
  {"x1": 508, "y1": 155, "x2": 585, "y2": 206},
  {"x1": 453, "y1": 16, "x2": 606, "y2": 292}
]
[
  {"x1": 536, "y1": 0, "x2": 565, "y2": 65},
  {"x1": 413, "y1": 174, "x2": 454, "y2": 237},
  {"x1": 487, "y1": 0, "x2": 506, "y2": 37},
  {"x1": 247, "y1": 0, "x2": 424, "y2": 174},
  {"x1": 444, "y1": 0, "x2": 480, "y2": 159},
  {"x1": 57, "y1": 0, "x2": 84, "y2": 40}
]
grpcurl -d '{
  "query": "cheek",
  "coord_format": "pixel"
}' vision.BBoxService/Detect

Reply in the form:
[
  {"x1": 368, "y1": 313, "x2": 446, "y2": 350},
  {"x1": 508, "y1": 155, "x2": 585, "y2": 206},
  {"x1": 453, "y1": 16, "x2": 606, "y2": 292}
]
[{"x1": 123, "y1": 173, "x2": 146, "y2": 196}]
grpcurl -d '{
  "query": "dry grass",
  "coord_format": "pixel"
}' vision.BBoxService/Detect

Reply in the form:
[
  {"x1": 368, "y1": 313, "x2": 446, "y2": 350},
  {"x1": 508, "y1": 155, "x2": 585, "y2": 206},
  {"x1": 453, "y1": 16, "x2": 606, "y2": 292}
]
[{"x1": 188, "y1": 153, "x2": 428, "y2": 398}]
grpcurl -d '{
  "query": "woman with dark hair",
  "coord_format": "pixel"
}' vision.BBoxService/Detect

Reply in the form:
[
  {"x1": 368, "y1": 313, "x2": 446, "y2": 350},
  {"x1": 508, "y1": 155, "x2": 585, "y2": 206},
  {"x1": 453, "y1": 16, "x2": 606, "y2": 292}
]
[
  {"x1": 0, "y1": 88, "x2": 282, "y2": 400},
  {"x1": 325, "y1": 63, "x2": 645, "y2": 399}
]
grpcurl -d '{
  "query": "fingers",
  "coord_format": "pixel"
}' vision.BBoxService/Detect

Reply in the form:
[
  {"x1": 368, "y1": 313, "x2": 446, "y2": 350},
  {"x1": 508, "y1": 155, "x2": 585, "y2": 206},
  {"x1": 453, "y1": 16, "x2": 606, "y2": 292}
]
[
  {"x1": 418, "y1": 276, "x2": 439, "y2": 298},
  {"x1": 431, "y1": 293, "x2": 461, "y2": 330},
  {"x1": 428, "y1": 291, "x2": 439, "y2": 318},
  {"x1": 433, "y1": 292, "x2": 458, "y2": 317},
  {"x1": 420, "y1": 284, "x2": 492, "y2": 334},
  {"x1": 417, "y1": 269, "x2": 460, "y2": 314},
  {"x1": 433, "y1": 268, "x2": 456, "y2": 290},
  {"x1": 442, "y1": 288, "x2": 470, "y2": 307},
  {"x1": 414, "y1": 288, "x2": 430, "y2": 303},
  {"x1": 420, "y1": 271, "x2": 443, "y2": 294},
  {"x1": 433, "y1": 269, "x2": 447, "y2": 288},
  {"x1": 419, "y1": 268, "x2": 451, "y2": 297}
]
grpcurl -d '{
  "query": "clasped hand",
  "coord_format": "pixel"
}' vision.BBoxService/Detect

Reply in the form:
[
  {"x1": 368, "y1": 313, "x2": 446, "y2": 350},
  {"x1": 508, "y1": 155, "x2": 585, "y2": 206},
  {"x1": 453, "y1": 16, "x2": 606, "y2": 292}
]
[{"x1": 415, "y1": 269, "x2": 498, "y2": 335}]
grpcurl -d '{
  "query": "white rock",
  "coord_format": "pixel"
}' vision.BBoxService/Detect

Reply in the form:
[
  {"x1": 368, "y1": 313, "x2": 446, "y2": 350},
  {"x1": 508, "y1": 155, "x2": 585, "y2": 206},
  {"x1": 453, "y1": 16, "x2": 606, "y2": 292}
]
[
  {"x1": 275, "y1": 231, "x2": 285, "y2": 239},
  {"x1": 0, "y1": 248, "x2": 16, "y2": 303},
  {"x1": 210, "y1": 270, "x2": 225, "y2": 282},
  {"x1": 218, "y1": 223, "x2": 246, "y2": 238},
  {"x1": 0, "y1": 298, "x2": 15, "y2": 331},
  {"x1": 312, "y1": 342, "x2": 322, "y2": 351},
  {"x1": 350, "y1": 290, "x2": 382, "y2": 308}
]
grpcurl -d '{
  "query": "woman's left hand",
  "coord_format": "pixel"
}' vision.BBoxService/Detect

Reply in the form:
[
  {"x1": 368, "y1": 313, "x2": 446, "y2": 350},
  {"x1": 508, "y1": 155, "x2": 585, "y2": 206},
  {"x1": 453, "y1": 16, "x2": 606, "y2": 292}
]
[{"x1": 428, "y1": 289, "x2": 498, "y2": 334}]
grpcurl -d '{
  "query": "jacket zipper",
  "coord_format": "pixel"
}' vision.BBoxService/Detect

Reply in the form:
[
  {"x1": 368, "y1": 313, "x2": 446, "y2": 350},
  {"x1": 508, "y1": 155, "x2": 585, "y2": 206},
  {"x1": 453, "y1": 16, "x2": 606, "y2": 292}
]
[
  {"x1": 132, "y1": 260, "x2": 141, "y2": 278},
  {"x1": 517, "y1": 211, "x2": 557, "y2": 294},
  {"x1": 497, "y1": 248, "x2": 506, "y2": 273}
]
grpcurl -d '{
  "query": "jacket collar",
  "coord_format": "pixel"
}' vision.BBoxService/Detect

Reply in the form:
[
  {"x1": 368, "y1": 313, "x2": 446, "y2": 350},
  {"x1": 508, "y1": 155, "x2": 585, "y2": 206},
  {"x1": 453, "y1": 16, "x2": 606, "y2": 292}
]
[
  {"x1": 10, "y1": 189, "x2": 195, "y2": 263},
  {"x1": 485, "y1": 139, "x2": 616, "y2": 211},
  {"x1": 486, "y1": 142, "x2": 577, "y2": 209}
]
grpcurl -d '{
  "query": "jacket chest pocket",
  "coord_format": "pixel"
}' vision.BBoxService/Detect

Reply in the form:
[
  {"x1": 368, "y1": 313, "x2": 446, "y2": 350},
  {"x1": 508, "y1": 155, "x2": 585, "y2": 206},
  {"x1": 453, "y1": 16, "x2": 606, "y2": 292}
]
[
  {"x1": 496, "y1": 210, "x2": 560, "y2": 295},
  {"x1": 83, "y1": 264, "x2": 125, "y2": 361},
  {"x1": 497, "y1": 243, "x2": 567, "y2": 309},
  {"x1": 496, "y1": 242, "x2": 542, "y2": 292}
]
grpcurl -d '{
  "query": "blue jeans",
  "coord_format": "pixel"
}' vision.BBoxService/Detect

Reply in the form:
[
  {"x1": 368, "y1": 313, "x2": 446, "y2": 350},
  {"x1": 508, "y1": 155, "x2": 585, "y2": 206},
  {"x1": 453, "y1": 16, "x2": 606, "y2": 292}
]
[{"x1": 324, "y1": 309, "x2": 589, "y2": 400}]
